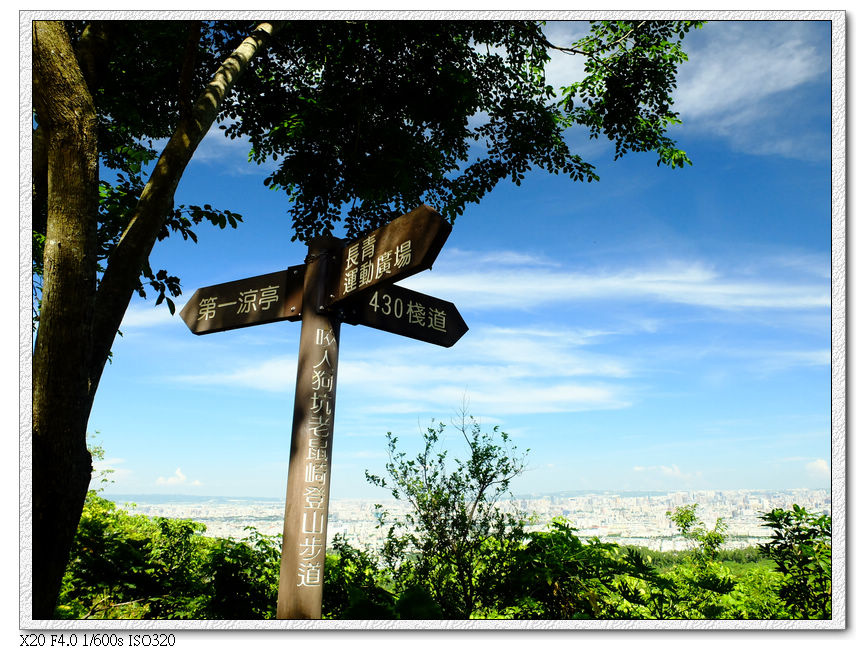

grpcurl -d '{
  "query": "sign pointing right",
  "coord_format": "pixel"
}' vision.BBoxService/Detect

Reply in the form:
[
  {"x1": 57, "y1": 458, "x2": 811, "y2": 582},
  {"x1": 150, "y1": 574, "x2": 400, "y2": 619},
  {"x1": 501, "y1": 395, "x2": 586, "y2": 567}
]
[
  {"x1": 324, "y1": 205, "x2": 452, "y2": 309},
  {"x1": 338, "y1": 283, "x2": 468, "y2": 348}
]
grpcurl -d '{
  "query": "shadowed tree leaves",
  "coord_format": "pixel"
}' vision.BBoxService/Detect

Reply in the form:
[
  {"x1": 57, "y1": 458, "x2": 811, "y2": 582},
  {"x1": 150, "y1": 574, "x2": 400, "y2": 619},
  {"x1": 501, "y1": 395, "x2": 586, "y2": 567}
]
[{"x1": 221, "y1": 20, "x2": 701, "y2": 240}]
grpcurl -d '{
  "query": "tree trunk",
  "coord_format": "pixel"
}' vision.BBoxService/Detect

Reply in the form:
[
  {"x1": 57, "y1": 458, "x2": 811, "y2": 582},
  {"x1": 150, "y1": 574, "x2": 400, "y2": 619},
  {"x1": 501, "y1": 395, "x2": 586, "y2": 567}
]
[
  {"x1": 30, "y1": 20, "x2": 281, "y2": 618},
  {"x1": 31, "y1": 20, "x2": 99, "y2": 619}
]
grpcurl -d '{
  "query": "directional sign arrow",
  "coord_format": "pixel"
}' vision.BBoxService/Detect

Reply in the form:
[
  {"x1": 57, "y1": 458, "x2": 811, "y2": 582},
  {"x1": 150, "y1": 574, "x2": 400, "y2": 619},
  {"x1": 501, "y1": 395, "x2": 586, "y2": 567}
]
[
  {"x1": 338, "y1": 283, "x2": 468, "y2": 348},
  {"x1": 180, "y1": 265, "x2": 305, "y2": 335},
  {"x1": 324, "y1": 205, "x2": 452, "y2": 309}
]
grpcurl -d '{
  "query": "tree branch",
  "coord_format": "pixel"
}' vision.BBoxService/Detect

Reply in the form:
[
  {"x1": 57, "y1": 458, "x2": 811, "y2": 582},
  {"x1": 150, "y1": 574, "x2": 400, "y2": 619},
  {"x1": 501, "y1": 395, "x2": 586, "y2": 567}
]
[
  {"x1": 87, "y1": 21, "x2": 283, "y2": 404},
  {"x1": 84, "y1": 594, "x2": 164, "y2": 619},
  {"x1": 542, "y1": 21, "x2": 646, "y2": 78},
  {"x1": 544, "y1": 21, "x2": 643, "y2": 58}
]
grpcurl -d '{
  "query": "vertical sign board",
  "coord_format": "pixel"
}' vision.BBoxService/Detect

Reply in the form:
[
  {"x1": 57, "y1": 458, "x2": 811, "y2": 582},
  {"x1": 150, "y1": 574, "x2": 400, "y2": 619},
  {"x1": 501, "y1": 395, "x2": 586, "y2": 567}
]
[
  {"x1": 180, "y1": 205, "x2": 466, "y2": 619},
  {"x1": 276, "y1": 237, "x2": 342, "y2": 619}
]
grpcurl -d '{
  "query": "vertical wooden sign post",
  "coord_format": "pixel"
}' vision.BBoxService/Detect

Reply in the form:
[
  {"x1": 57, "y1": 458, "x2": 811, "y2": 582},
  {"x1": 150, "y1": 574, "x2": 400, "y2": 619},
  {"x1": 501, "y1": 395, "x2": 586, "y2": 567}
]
[
  {"x1": 276, "y1": 236, "x2": 341, "y2": 619},
  {"x1": 180, "y1": 206, "x2": 467, "y2": 619}
]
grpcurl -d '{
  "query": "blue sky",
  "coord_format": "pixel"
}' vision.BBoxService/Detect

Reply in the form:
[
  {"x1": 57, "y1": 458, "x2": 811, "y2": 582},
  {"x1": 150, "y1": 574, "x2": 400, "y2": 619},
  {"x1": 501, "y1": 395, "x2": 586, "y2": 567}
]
[{"x1": 86, "y1": 19, "x2": 834, "y2": 501}]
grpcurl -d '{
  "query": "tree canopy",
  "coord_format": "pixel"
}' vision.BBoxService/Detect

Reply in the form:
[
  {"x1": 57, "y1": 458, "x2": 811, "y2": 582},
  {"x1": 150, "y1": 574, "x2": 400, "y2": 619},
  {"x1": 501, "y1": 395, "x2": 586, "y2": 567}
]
[
  {"x1": 35, "y1": 19, "x2": 702, "y2": 314},
  {"x1": 223, "y1": 20, "x2": 699, "y2": 240}
]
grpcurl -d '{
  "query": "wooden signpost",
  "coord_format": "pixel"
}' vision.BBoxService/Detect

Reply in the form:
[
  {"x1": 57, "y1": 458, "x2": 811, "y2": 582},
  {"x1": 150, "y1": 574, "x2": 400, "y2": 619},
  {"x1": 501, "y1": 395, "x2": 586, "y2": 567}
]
[
  {"x1": 339, "y1": 284, "x2": 468, "y2": 348},
  {"x1": 179, "y1": 266, "x2": 304, "y2": 334},
  {"x1": 180, "y1": 205, "x2": 466, "y2": 618}
]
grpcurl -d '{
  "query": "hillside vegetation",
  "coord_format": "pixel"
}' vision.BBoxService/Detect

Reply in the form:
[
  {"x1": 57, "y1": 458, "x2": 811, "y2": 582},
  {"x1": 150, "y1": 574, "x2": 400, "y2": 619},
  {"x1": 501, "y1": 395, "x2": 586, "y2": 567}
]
[{"x1": 59, "y1": 423, "x2": 830, "y2": 620}]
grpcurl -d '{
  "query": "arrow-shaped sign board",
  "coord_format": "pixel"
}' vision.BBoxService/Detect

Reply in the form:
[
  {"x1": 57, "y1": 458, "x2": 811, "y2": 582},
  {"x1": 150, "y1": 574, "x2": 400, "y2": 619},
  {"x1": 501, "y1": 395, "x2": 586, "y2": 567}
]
[
  {"x1": 339, "y1": 283, "x2": 468, "y2": 347},
  {"x1": 324, "y1": 205, "x2": 451, "y2": 309},
  {"x1": 180, "y1": 265, "x2": 305, "y2": 335}
]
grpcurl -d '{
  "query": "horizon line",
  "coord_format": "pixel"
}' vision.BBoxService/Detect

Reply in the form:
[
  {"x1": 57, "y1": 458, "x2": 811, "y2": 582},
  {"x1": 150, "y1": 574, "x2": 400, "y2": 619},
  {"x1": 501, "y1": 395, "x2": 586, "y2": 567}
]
[{"x1": 100, "y1": 486, "x2": 831, "y2": 501}]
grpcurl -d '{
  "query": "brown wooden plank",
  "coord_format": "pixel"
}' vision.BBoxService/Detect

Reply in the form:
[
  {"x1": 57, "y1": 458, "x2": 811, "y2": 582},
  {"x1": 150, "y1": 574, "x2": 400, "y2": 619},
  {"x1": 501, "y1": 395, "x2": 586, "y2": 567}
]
[
  {"x1": 324, "y1": 205, "x2": 452, "y2": 308},
  {"x1": 179, "y1": 265, "x2": 305, "y2": 334},
  {"x1": 338, "y1": 283, "x2": 468, "y2": 347}
]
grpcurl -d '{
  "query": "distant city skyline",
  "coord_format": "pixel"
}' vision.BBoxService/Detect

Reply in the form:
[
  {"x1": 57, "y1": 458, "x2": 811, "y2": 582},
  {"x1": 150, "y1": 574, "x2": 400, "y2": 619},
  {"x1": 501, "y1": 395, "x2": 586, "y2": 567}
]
[
  {"x1": 101, "y1": 487, "x2": 832, "y2": 553},
  {"x1": 82, "y1": 19, "x2": 834, "y2": 501}
]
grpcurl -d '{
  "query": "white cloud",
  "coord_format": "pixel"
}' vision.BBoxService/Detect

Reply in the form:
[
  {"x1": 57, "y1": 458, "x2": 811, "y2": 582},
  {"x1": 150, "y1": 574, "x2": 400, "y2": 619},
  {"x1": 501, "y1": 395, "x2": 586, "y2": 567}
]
[
  {"x1": 540, "y1": 22, "x2": 591, "y2": 94},
  {"x1": 677, "y1": 26, "x2": 823, "y2": 119},
  {"x1": 508, "y1": 21, "x2": 830, "y2": 162},
  {"x1": 445, "y1": 247, "x2": 561, "y2": 268},
  {"x1": 90, "y1": 456, "x2": 132, "y2": 485},
  {"x1": 191, "y1": 126, "x2": 279, "y2": 176},
  {"x1": 740, "y1": 251, "x2": 831, "y2": 281},
  {"x1": 129, "y1": 123, "x2": 274, "y2": 179},
  {"x1": 633, "y1": 464, "x2": 702, "y2": 482},
  {"x1": 340, "y1": 323, "x2": 634, "y2": 415},
  {"x1": 752, "y1": 349, "x2": 830, "y2": 373},
  {"x1": 93, "y1": 456, "x2": 124, "y2": 471},
  {"x1": 650, "y1": 343, "x2": 830, "y2": 379},
  {"x1": 805, "y1": 458, "x2": 830, "y2": 480},
  {"x1": 156, "y1": 467, "x2": 200, "y2": 486},
  {"x1": 177, "y1": 355, "x2": 298, "y2": 390},
  {"x1": 170, "y1": 247, "x2": 826, "y2": 417}
]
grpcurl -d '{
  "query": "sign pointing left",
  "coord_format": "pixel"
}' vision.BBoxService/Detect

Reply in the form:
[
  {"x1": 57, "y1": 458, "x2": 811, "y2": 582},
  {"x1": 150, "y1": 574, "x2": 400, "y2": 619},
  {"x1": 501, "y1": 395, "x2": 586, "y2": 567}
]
[{"x1": 179, "y1": 265, "x2": 305, "y2": 335}]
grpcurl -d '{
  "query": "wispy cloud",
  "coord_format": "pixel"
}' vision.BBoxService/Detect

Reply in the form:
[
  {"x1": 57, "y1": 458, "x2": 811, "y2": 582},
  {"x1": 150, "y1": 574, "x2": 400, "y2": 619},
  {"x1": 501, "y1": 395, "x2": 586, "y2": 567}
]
[
  {"x1": 173, "y1": 323, "x2": 634, "y2": 415},
  {"x1": 90, "y1": 456, "x2": 132, "y2": 484},
  {"x1": 509, "y1": 21, "x2": 830, "y2": 162},
  {"x1": 119, "y1": 305, "x2": 177, "y2": 329},
  {"x1": 775, "y1": 457, "x2": 831, "y2": 483},
  {"x1": 541, "y1": 22, "x2": 591, "y2": 94},
  {"x1": 190, "y1": 126, "x2": 279, "y2": 176},
  {"x1": 641, "y1": 343, "x2": 829, "y2": 381},
  {"x1": 674, "y1": 21, "x2": 829, "y2": 160},
  {"x1": 750, "y1": 349, "x2": 830, "y2": 373},
  {"x1": 445, "y1": 247, "x2": 562, "y2": 268},
  {"x1": 405, "y1": 254, "x2": 828, "y2": 312},
  {"x1": 170, "y1": 247, "x2": 826, "y2": 418},
  {"x1": 178, "y1": 355, "x2": 298, "y2": 389},
  {"x1": 124, "y1": 251, "x2": 826, "y2": 339}
]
